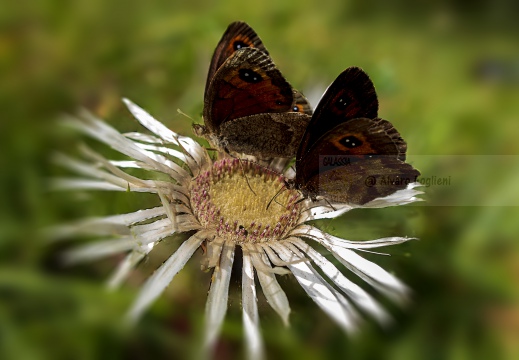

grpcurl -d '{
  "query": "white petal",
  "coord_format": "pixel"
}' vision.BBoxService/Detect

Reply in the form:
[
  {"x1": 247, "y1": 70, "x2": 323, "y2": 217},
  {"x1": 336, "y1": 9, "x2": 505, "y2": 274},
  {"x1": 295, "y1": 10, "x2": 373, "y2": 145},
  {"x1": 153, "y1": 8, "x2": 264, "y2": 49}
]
[
  {"x1": 204, "y1": 240, "x2": 235, "y2": 351},
  {"x1": 122, "y1": 98, "x2": 181, "y2": 144},
  {"x1": 122, "y1": 98, "x2": 207, "y2": 170},
  {"x1": 129, "y1": 218, "x2": 185, "y2": 245},
  {"x1": 328, "y1": 236, "x2": 416, "y2": 250},
  {"x1": 47, "y1": 206, "x2": 166, "y2": 241},
  {"x1": 295, "y1": 183, "x2": 423, "y2": 221},
  {"x1": 242, "y1": 251, "x2": 264, "y2": 360},
  {"x1": 48, "y1": 221, "x2": 131, "y2": 241},
  {"x1": 299, "y1": 202, "x2": 352, "y2": 221},
  {"x1": 123, "y1": 146, "x2": 190, "y2": 183},
  {"x1": 282, "y1": 166, "x2": 296, "y2": 179},
  {"x1": 289, "y1": 238, "x2": 389, "y2": 324},
  {"x1": 249, "y1": 246, "x2": 290, "y2": 326},
  {"x1": 200, "y1": 239, "x2": 224, "y2": 271},
  {"x1": 271, "y1": 243, "x2": 358, "y2": 333},
  {"x1": 292, "y1": 225, "x2": 416, "y2": 249},
  {"x1": 359, "y1": 183, "x2": 424, "y2": 208},
  {"x1": 53, "y1": 153, "x2": 133, "y2": 187},
  {"x1": 51, "y1": 178, "x2": 154, "y2": 192},
  {"x1": 107, "y1": 242, "x2": 155, "y2": 289},
  {"x1": 66, "y1": 110, "x2": 181, "y2": 179},
  {"x1": 97, "y1": 206, "x2": 166, "y2": 225},
  {"x1": 329, "y1": 246, "x2": 409, "y2": 304},
  {"x1": 246, "y1": 244, "x2": 290, "y2": 275},
  {"x1": 127, "y1": 230, "x2": 208, "y2": 321},
  {"x1": 262, "y1": 245, "x2": 306, "y2": 267},
  {"x1": 109, "y1": 160, "x2": 146, "y2": 169},
  {"x1": 109, "y1": 158, "x2": 188, "y2": 184},
  {"x1": 59, "y1": 207, "x2": 167, "y2": 239},
  {"x1": 124, "y1": 132, "x2": 165, "y2": 144},
  {"x1": 79, "y1": 145, "x2": 157, "y2": 188},
  {"x1": 63, "y1": 237, "x2": 139, "y2": 263},
  {"x1": 134, "y1": 142, "x2": 188, "y2": 163},
  {"x1": 268, "y1": 157, "x2": 290, "y2": 173}
]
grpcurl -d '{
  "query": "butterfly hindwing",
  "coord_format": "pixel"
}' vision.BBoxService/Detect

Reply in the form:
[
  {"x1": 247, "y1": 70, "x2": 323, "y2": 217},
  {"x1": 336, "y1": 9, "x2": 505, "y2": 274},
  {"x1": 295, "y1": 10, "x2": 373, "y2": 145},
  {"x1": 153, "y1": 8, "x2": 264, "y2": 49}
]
[
  {"x1": 302, "y1": 157, "x2": 419, "y2": 204},
  {"x1": 218, "y1": 112, "x2": 310, "y2": 158},
  {"x1": 296, "y1": 118, "x2": 407, "y2": 185}
]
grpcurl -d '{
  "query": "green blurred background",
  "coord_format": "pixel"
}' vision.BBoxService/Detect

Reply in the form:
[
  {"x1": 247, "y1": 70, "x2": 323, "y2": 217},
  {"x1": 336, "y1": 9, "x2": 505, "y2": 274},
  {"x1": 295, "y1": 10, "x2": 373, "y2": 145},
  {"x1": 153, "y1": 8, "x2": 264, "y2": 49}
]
[{"x1": 2, "y1": 0, "x2": 519, "y2": 359}]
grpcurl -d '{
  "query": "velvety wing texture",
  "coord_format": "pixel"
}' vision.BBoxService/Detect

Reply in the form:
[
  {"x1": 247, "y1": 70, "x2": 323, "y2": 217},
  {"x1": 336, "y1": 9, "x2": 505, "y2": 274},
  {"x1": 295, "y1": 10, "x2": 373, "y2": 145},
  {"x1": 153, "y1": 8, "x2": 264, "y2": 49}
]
[
  {"x1": 292, "y1": 90, "x2": 313, "y2": 115},
  {"x1": 205, "y1": 21, "x2": 267, "y2": 97},
  {"x1": 219, "y1": 112, "x2": 310, "y2": 158},
  {"x1": 203, "y1": 47, "x2": 294, "y2": 133},
  {"x1": 198, "y1": 22, "x2": 313, "y2": 159},
  {"x1": 302, "y1": 157, "x2": 420, "y2": 205},
  {"x1": 297, "y1": 67, "x2": 378, "y2": 161},
  {"x1": 296, "y1": 117, "x2": 408, "y2": 185},
  {"x1": 295, "y1": 116, "x2": 419, "y2": 205}
]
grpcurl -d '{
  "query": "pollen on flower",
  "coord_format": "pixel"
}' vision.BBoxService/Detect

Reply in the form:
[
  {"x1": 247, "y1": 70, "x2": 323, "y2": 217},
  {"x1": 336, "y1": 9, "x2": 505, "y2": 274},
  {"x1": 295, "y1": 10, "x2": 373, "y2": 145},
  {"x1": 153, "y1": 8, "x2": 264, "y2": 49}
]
[{"x1": 190, "y1": 158, "x2": 301, "y2": 244}]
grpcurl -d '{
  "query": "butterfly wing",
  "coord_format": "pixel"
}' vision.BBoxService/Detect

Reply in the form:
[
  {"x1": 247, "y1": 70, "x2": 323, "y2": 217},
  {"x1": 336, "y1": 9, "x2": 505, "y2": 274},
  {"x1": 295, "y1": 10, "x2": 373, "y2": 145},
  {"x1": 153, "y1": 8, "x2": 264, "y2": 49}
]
[
  {"x1": 203, "y1": 47, "x2": 295, "y2": 133},
  {"x1": 297, "y1": 67, "x2": 378, "y2": 161},
  {"x1": 303, "y1": 157, "x2": 420, "y2": 205},
  {"x1": 205, "y1": 21, "x2": 312, "y2": 116},
  {"x1": 296, "y1": 118, "x2": 419, "y2": 204},
  {"x1": 218, "y1": 112, "x2": 310, "y2": 158},
  {"x1": 205, "y1": 21, "x2": 267, "y2": 98},
  {"x1": 293, "y1": 90, "x2": 313, "y2": 115}
]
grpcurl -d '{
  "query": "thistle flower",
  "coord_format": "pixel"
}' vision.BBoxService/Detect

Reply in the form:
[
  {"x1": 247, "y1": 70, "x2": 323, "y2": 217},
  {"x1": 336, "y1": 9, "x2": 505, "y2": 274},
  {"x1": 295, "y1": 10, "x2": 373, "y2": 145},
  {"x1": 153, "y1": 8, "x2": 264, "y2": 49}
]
[{"x1": 52, "y1": 99, "x2": 422, "y2": 360}]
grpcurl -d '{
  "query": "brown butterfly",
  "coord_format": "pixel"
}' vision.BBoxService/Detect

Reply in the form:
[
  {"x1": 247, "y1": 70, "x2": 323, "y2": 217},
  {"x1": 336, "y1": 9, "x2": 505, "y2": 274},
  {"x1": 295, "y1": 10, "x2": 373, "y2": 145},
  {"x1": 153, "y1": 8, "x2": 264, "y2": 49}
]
[
  {"x1": 193, "y1": 21, "x2": 312, "y2": 159},
  {"x1": 292, "y1": 67, "x2": 420, "y2": 205}
]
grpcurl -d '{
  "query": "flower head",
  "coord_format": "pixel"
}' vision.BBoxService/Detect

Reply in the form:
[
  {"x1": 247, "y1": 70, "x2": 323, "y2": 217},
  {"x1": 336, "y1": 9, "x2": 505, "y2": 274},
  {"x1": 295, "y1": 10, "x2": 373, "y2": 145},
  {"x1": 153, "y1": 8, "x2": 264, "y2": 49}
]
[{"x1": 52, "y1": 99, "x2": 422, "y2": 359}]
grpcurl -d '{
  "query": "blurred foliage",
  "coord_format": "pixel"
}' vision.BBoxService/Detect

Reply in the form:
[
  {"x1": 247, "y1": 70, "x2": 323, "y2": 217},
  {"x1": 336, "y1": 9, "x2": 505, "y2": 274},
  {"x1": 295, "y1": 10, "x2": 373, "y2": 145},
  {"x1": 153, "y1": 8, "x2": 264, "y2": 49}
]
[{"x1": 1, "y1": 0, "x2": 519, "y2": 359}]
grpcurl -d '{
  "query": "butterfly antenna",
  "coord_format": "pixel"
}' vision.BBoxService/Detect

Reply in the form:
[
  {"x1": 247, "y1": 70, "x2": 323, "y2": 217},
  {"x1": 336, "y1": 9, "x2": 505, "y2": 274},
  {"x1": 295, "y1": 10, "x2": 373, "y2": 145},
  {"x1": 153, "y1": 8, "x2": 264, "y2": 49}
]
[
  {"x1": 177, "y1": 108, "x2": 194, "y2": 121},
  {"x1": 266, "y1": 185, "x2": 287, "y2": 210},
  {"x1": 323, "y1": 197, "x2": 337, "y2": 212},
  {"x1": 294, "y1": 197, "x2": 306, "y2": 206},
  {"x1": 204, "y1": 147, "x2": 219, "y2": 163}
]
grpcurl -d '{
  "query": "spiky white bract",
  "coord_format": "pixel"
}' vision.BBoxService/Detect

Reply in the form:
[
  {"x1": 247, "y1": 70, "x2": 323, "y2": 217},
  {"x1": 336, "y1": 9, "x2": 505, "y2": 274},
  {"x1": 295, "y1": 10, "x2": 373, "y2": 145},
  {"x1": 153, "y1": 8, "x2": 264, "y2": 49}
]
[{"x1": 52, "y1": 99, "x2": 422, "y2": 359}]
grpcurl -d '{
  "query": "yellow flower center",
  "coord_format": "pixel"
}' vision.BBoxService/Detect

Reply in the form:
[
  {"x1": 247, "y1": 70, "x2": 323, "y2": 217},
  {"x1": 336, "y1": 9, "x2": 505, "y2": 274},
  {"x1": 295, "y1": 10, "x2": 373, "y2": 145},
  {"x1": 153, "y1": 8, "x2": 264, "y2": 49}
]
[{"x1": 190, "y1": 159, "x2": 301, "y2": 244}]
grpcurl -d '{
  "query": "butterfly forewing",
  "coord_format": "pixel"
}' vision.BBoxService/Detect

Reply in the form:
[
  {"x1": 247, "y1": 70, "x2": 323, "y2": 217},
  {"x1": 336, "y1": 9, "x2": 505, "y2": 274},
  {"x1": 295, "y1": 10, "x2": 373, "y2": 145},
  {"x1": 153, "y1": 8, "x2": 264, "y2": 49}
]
[
  {"x1": 297, "y1": 67, "x2": 378, "y2": 161},
  {"x1": 205, "y1": 21, "x2": 267, "y2": 97},
  {"x1": 204, "y1": 48, "x2": 294, "y2": 132}
]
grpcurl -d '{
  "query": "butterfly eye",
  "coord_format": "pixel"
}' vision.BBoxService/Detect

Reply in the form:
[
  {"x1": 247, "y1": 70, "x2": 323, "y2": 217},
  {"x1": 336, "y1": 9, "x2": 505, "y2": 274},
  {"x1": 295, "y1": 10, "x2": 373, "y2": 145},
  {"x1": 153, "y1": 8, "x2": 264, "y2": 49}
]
[
  {"x1": 340, "y1": 135, "x2": 362, "y2": 148},
  {"x1": 337, "y1": 96, "x2": 352, "y2": 108},
  {"x1": 239, "y1": 69, "x2": 263, "y2": 83},
  {"x1": 233, "y1": 40, "x2": 248, "y2": 50}
]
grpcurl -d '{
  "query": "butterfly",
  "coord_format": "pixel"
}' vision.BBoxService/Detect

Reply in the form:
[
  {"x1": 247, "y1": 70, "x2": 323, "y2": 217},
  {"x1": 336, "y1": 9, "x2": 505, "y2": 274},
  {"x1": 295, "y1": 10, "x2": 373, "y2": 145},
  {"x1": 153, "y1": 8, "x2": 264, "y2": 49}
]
[
  {"x1": 291, "y1": 67, "x2": 420, "y2": 205},
  {"x1": 193, "y1": 21, "x2": 312, "y2": 159}
]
